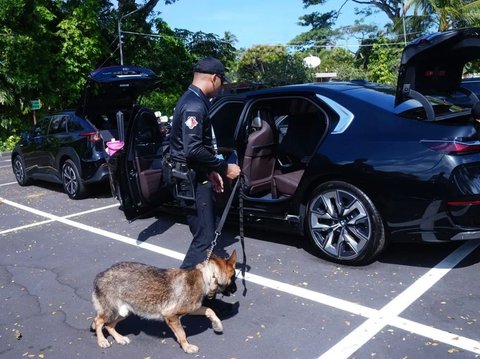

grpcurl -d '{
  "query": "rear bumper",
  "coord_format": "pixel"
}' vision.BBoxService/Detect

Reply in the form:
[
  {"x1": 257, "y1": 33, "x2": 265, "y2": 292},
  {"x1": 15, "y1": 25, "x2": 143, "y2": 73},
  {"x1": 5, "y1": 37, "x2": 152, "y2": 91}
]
[
  {"x1": 448, "y1": 163, "x2": 480, "y2": 227},
  {"x1": 83, "y1": 161, "x2": 109, "y2": 184}
]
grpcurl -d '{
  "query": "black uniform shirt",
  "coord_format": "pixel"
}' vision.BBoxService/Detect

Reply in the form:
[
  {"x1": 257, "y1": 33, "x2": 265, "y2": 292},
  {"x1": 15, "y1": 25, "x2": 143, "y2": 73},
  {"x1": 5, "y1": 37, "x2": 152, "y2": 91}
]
[{"x1": 169, "y1": 84, "x2": 228, "y2": 178}]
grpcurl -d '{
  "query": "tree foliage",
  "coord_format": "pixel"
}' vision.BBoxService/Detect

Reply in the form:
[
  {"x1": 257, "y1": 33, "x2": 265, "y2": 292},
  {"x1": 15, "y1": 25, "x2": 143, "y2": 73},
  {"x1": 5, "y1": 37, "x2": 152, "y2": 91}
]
[
  {"x1": 406, "y1": 0, "x2": 480, "y2": 31},
  {"x1": 0, "y1": 0, "x2": 197, "y2": 142},
  {"x1": 366, "y1": 37, "x2": 402, "y2": 84},
  {"x1": 237, "y1": 45, "x2": 312, "y2": 86}
]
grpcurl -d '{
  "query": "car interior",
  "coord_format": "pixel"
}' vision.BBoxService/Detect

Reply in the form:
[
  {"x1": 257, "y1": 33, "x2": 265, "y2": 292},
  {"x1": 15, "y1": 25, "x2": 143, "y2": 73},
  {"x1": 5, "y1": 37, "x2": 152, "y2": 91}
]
[
  {"x1": 241, "y1": 97, "x2": 328, "y2": 200},
  {"x1": 129, "y1": 106, "x2": 168, "y2": 203},
  {"x1": 126, "y1": 97, "x2": 328, "y2": 205}
]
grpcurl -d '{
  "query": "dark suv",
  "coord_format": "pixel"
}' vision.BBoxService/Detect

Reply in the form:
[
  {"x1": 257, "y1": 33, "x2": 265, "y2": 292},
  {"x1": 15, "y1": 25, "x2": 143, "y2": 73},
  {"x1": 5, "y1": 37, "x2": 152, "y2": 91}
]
[{"x1": 11, "y1": 65, "x2": 158, "y2": 199}]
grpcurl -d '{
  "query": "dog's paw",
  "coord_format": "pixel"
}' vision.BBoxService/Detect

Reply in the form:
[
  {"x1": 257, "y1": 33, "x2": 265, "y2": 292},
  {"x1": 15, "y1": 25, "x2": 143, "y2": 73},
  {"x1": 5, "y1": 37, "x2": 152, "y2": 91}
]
[
  {"x1": 97, "y1": 338, "x2": 111, "y2": 348},
  {"x1": 115, "y1": 335, "x2": 130, "y2": 345},
  {"x1": 182, "y1": 343, "x2": 199, "y2": 354},
  {"x1": 212, "y1": 319, "x2": 223, "y2": 333}
]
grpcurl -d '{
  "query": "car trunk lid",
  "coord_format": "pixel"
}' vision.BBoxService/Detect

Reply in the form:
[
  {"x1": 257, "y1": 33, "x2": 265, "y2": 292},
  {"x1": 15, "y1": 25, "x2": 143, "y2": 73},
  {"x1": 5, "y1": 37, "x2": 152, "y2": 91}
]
[
  {"x1": 395, "y1": 28, "x2": 480, "y2": 108},
  {"x1": 76, "y1": 65, "x2": 158, "y2": 118}
]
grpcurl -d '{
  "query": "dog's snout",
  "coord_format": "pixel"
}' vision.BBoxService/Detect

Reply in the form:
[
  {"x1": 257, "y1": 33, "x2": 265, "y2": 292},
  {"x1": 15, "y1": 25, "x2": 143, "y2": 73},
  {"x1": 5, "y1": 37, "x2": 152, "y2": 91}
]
[{"x1": 220, "y1": 275, "x2": 237, "y2": 296}]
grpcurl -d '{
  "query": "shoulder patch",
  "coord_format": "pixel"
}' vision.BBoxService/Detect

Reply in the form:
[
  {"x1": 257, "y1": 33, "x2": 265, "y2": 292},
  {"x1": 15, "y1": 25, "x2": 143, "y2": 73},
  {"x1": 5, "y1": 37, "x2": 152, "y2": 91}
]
[{"x1": 185, "y1": 116, "x2": 198, "y2": 130}]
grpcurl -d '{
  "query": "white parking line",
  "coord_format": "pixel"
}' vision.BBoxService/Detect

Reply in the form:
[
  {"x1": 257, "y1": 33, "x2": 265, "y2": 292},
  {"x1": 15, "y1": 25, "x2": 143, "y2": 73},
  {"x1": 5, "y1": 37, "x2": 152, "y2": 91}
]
[
  {"x1": 0, "y1": 182, "x2": 18, "y2": 187},
  {"x1": 1, "y1": 197, "x2": 480, "y2": 356},
  {"x1": 0, "y1": 203, "x2": 119, "y2": 235},
  {"x1": 0, "y1": 165, "x2": 11, "y2": 169},
  {"x1": 318, "y1": 240, "x2": 480, "y2": 358}
]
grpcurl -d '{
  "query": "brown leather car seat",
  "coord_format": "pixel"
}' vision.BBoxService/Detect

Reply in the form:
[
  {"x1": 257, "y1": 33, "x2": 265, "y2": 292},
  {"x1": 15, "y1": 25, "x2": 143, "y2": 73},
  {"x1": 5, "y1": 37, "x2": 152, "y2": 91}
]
[
  {"x1": 271, "y1": 114, "x2": 322, "y2": 198},
  {"x1": 242, "y1": 113, "x2": 276, "y2": 195},
  {"x1": 272, "y1": 169, "x2": 304, "y2": 198}
]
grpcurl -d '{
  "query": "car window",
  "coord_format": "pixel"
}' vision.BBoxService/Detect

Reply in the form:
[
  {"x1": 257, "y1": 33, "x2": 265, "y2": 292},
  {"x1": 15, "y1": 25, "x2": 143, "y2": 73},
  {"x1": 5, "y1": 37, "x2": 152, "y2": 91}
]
[
  {"x1": 48, "y1": 115, "x2": 68, "y2": 135},
  {"x1": 35, "y1": 117, "x2": 51, "y2": 136},
  {"x1": 67, "y1": 116, "x2": 85, "y2": 132},
  {"x1": 246, "y1": 97, "x2": 328, "y2": 161},
  {"x1": 210, "y1": 101, "x2": 244, "y2": 148}
]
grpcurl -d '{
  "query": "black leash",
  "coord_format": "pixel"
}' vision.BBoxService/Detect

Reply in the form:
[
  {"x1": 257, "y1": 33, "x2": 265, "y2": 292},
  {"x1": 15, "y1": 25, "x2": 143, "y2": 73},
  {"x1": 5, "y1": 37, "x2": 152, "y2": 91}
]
[
  {"x1": 238, "y1": 174, "x2": 247, "y2": 296},
  {"x1": 205, "y1": 176, "x2": 241, "y2": 261},
  {"x1": 204, "y1": 174, "x2": 248, "y2": 296}
]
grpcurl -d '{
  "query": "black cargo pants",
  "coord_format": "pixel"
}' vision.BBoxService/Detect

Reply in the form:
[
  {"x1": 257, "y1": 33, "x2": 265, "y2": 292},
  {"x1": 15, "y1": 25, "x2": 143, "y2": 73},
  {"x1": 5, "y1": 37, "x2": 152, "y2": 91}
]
[{"x1": 180, "y1": 180, "x2": 225, "y2": 268}]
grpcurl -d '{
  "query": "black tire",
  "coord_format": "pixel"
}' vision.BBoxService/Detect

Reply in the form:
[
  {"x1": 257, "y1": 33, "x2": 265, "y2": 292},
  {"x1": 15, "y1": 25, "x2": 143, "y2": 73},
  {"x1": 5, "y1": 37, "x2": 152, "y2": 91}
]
[
  {"x1": 305, "y1": 181, "x2": 386, "y2": 265},
  {"x1": 12, "y1": 155, "x2": 31, "y2": 186},
  {"x1": 62, "y1": 159, "x2": 86, "y2": 199}
]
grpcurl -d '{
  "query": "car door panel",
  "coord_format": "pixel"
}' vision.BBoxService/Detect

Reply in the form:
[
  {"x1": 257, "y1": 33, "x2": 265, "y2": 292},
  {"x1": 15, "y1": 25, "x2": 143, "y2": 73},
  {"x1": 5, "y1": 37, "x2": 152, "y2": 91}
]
[{"x1": 113, "y1": 106, "x2": 171, "y2": 221}]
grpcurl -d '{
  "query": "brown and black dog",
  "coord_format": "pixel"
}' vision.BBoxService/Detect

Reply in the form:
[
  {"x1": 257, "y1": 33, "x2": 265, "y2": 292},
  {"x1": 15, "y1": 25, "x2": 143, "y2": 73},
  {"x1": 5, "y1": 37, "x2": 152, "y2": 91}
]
[{"x1": 91, "y1": 250, "x2": 237, "y2": 354}]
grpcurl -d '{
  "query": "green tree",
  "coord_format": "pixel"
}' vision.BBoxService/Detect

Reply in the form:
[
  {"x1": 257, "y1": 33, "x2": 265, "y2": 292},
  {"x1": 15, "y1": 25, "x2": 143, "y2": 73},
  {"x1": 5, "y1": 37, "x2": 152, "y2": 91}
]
[
  {"x1": 0, "y1": 0, "x2": 187, "y2": 147},
  {"x1": 405, "y1": 0, "x2": 480, "y2": 31},
  {"x1": 366, "y1": 36, "x2": 402, "y2": 84},
  {"x1": 320, "y1": 47, "x2": 367, "y2": 80},
  {"x1": 141, "y1": 19, "x2": 193, "y2": 115},
  {"x1": 56, "y1": 0, "x2": 113, "y2": 108},
  {"x1": 237, "y1": 45, "x2": 311, "y2": 86},
  {"x1": 174, "y1": 29, "x2": 237, "y2": 68},
  {"x1": 290, "y1": 1, "x2": 338, "y2": 50}
]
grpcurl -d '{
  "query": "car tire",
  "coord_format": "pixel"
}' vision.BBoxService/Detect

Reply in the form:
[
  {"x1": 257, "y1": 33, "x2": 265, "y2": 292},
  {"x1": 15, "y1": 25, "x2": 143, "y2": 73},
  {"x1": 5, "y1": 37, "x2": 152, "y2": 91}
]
[
  {"x1": 305, "y1": 181, "x2": 386, "y2": 265},
  {"x1": 62, "y1": 159, "x2": 86, "y2": 199},
  {"x1": 12, "y1": 155, "x2": 31, "y2": 186}
]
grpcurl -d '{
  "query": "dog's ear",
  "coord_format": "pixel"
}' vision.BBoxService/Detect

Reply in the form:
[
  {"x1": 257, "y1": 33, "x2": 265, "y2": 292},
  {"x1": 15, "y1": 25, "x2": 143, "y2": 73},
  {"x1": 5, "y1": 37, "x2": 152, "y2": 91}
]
[{"x1": 228, "y1": 250, "x2": 237, "y2": 266}]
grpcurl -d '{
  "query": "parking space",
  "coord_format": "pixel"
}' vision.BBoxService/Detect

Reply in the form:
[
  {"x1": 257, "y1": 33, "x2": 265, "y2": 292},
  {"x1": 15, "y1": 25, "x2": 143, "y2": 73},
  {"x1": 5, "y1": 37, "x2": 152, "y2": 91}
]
[{"x1": 1, "y1": 152, "x2": 480, "y2": 358}]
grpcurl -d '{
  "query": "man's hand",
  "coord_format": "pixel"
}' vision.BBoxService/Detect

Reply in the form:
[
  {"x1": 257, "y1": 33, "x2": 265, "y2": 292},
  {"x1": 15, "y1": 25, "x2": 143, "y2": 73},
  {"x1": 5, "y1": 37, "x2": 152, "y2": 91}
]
[
  {"x1": 208, "y1": 171, "x2": 224, "y2": 193},
  {"x1": 226, "y1": 163, "x2": 241, "y2": 180}
]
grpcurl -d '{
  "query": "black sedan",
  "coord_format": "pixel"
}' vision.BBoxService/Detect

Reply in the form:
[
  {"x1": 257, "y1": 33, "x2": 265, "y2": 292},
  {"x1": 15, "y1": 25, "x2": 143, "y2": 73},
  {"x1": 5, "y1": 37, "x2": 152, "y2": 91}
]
[{"x1": 110, "y1": 28, "x2": 480, "y2": 265}]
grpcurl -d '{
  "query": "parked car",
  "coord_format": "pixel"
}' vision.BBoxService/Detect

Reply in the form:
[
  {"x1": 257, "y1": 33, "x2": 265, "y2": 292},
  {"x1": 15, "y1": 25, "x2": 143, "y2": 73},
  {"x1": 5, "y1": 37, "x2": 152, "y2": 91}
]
[
  {"x1": 110, "y1": 28, "x2": 480, "y2": 265},
  {"x1": 11, "y1": 65, "x2": 158, "y2": 199}
]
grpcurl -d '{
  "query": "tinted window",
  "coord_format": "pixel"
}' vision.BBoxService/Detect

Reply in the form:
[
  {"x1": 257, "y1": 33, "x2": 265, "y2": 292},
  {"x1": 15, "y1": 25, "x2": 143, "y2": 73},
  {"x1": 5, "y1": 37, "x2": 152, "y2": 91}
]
[
  {"x1": 211, "y1": 102, "x2": 244, "y2": 148},
  {"x1": 35, "y1": 117, "x2": 51, "y2": 136},
  {"x1": 48, "y1": 115, "x2": 68, "y2": 135},
  {"x1": 67, "y1": 116, "x2": 85, "y2": 132}
]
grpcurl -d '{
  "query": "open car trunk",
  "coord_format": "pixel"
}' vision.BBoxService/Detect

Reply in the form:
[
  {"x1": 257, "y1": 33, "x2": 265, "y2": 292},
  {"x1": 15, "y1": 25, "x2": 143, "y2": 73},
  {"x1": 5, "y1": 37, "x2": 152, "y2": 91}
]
[
  {"x1": 76, "y1": 65, "x2": 159, "y2": 141},
  {"x1": 395, "y1": 28, "x2": 480, "y2": 120}
]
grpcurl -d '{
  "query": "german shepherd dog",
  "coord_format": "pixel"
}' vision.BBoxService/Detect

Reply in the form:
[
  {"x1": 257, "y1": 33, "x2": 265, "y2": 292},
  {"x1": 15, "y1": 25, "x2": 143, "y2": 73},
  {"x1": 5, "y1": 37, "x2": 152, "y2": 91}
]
[{"x1": 91, "y1": 250, "x2": 237, "y2": 354}]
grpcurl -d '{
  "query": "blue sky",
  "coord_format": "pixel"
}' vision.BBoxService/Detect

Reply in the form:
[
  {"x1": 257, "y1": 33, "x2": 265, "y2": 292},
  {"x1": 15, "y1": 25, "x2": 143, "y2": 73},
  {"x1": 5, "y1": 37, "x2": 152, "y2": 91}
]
[{"x1": 156, "y1": 0, "x2": 389, "y2": 50}]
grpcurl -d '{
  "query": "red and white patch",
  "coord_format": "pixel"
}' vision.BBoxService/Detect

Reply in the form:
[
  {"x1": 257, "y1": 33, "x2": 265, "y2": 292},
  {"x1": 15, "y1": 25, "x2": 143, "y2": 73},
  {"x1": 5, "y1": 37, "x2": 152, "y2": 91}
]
[{"x1": 185, "y1": 116, "x2": 198, "y2": 130}]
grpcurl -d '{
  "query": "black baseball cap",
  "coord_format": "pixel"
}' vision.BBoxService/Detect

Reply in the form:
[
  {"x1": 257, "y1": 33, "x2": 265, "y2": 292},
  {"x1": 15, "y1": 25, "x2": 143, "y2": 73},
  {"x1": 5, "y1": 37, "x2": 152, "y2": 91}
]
[{"x1": 193, "y1": 56, "x2": 230, "y2": 83}]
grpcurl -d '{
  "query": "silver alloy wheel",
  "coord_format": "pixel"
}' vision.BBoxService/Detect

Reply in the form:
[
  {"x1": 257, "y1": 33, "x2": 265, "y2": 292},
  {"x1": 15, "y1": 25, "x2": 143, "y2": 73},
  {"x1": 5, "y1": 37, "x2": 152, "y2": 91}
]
[
  {"x1": 308, "y1": 188, "x2": 372, "y2": 260},
  {"x1": 14, "y1": 157, "x2": 25, "y2": 183},
  {"x1": 62, "y1": 162, "x2": 78, "y2": 196}
]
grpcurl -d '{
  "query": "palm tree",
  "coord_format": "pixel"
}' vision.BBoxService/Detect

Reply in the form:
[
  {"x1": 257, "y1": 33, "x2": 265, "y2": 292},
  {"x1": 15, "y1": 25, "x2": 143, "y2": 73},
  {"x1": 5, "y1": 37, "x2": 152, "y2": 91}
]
[{"x1": 405, "y1": 0, "x2": 480, "y2": 31}]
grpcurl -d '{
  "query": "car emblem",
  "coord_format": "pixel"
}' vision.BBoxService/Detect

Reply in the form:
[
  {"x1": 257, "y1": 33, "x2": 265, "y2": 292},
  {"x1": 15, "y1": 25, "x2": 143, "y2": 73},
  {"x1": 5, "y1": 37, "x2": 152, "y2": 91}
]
[{"x1": 185, "y1": 116, "x2": 198, "y2": 129}]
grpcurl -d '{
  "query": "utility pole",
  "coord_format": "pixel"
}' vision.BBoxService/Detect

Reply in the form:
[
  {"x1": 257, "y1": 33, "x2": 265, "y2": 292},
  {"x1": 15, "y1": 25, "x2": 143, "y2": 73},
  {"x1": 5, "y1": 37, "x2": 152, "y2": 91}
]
[
  {"x1": 402, "y1": 0, "x2": 407, "y2": 45},
  {"x1": 117, "y1": 5, "x2": 147, "y2": 65}
]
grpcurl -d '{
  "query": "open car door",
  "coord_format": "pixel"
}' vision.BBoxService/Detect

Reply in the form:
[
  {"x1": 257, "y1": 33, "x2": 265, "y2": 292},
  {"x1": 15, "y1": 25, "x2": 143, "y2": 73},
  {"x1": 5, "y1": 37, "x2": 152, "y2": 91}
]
[{"x1": 109, "y1": 106, "x2": 172, "y2": 221}]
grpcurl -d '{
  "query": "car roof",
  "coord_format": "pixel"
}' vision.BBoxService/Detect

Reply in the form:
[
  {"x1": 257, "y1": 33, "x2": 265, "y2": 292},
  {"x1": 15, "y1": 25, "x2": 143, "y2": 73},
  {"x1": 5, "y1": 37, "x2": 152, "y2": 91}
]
[{"x1": 231, "y1": 81, "x2": 423, "y2": 115}]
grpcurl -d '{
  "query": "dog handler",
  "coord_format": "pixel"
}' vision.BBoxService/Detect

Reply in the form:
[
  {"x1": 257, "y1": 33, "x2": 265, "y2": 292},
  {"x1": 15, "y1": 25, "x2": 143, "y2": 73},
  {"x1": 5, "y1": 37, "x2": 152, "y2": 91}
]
[{"x1": 169, "y1": 56, "x2": 241, "y2": 269}]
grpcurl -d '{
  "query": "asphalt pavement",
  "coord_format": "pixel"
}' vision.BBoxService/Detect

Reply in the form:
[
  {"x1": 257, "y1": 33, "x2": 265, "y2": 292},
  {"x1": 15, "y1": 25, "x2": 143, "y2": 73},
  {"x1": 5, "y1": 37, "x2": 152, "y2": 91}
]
[{"x1": 1, "y1": 152, "x2": 479, "y2": 359}]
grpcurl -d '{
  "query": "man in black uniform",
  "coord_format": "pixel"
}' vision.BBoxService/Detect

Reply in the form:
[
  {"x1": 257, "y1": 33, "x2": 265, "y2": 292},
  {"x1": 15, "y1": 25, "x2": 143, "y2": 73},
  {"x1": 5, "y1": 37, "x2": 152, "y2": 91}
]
[{"x1": 169, "y1": 56, "x2": 241, "y2": 269}]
